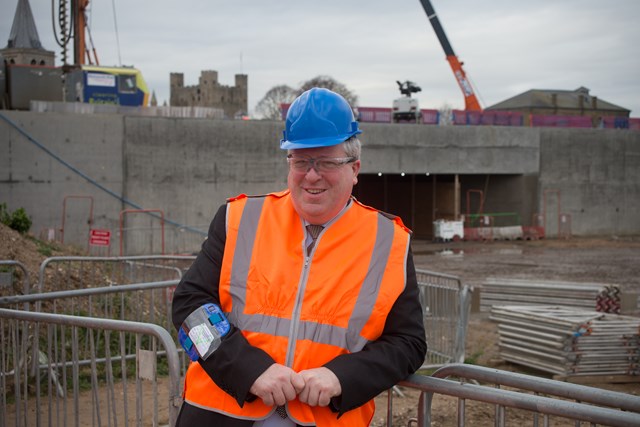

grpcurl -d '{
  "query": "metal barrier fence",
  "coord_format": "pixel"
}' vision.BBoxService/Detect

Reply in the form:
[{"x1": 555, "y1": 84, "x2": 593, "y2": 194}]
[
  {"x1": 391, "y1": 363, "x2": 640, "y2": 426},
  {"x1": 0, "y1": 261, "x2": 30, "y2": 299},
  {"x1": 4, "y1": 261, "x2": 638, "y2": 426},
  {"x1": 0, "y1": 308, "x2": 182, "y2": 427},
  {"x1": 37, "y1": 255, "x2": 196, "y2": 294},
  {"x1": 0, "y1": 280, "x2": 181, "y2": 341},
  {"x1": 416, "y1": 269, "x2": 471, "y2": 368}
]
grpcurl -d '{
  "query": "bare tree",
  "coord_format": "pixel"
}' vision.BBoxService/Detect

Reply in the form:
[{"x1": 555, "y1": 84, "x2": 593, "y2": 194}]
[
  {"x1": 255, "y1": 85, "x2": 297, "y2": 120},
  {"x1": 297, "y1": 75, "x2": 358, "y2": 107},
  {"x1": 438, "y1": 102, "x2": 454, "y2": 126}
]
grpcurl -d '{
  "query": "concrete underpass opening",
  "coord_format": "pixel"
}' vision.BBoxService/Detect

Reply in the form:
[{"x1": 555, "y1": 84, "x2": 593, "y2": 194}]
[{"x1": 353, "y1": 173, "x2": 536, "y2": 240}]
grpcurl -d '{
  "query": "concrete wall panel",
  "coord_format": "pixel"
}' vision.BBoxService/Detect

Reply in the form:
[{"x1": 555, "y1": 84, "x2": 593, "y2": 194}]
[
  {"x1": 539, "y1": 129, "x2": 640, "y2": 236},
  {"x1": 360, "y1": 124, "x2": 540, "y2": 174},
  {"x1": 1, "y1": 110, "x2": 639, "y2": 250},
  {"x1": 0, "y1": 111, "x2": 125, "y2": 246}
]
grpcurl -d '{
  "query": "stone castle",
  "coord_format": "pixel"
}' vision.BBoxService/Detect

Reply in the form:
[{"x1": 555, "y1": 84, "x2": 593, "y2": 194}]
[{"x1": 170, "y1": 70, "x2": 248, "y2": 119}]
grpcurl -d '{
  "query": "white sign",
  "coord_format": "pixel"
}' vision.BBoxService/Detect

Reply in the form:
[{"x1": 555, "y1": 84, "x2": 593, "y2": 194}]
[{"x1": 87, "y1": 73, "x2": 116, "y2": 87}]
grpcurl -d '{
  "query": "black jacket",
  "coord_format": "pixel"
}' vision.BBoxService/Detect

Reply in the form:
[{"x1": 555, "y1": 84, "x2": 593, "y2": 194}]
[{"x1": 172, "y1": 204, "x2": 427, "y2": 425}]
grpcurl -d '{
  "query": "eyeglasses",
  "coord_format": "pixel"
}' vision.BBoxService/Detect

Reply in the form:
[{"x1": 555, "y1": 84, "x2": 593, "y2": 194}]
[{"x1": 287, "y1": 155, "x2": 357, "y2": 173}]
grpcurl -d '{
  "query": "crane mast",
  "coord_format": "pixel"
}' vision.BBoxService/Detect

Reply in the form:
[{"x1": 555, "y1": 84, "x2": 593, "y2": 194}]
[{"x1": 418, "y1": 0, "x2": 482, "y2": 111}]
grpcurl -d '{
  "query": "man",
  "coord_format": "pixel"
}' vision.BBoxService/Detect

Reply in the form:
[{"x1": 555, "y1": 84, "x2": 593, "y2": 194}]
[{"x1": 172, "y1": 88, "x2": 427, "y2": 427}]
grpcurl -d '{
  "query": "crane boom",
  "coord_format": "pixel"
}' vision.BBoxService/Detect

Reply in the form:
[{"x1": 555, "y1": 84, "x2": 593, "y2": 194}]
[{"x1": 418, "y1": 0, "x2": 482, "y2": 111}]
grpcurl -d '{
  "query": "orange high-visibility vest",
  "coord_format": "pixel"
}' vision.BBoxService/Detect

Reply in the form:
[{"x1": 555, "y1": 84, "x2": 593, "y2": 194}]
[{"x1": 183, "y1": 190, "x2": 411, "y2": 427}]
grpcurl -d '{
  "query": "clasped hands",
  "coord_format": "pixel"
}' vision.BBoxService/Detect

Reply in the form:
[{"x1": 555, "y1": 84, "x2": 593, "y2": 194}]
[{"x1": 249, "y1": 363, "x2": 341, "y2": 408}]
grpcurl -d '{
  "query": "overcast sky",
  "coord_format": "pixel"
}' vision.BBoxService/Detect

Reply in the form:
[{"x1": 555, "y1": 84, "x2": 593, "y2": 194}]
[{"x1": 3, "y1": 0, "x2": 639, "y2": 117}]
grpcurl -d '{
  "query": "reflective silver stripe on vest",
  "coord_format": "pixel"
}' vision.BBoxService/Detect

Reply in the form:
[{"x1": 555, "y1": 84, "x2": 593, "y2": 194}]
[
  {"x1": 227, "y1": 197, "x2": 264, "y2": 324},
  {"x1": 227, "y1": 199, "x2": 402, "y2": 353},
  {"x1": 344, "y1": 213, "x2": 397, "y2": 351}
]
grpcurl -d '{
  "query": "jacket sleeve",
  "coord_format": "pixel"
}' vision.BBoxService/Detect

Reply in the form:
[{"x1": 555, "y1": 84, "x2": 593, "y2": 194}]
[
  {"x1": 323, "y1": 247, "x2": 427, "y2": 416},
  {"x1": 171, "y1": 204, "x2": 275, "y2": 407}
]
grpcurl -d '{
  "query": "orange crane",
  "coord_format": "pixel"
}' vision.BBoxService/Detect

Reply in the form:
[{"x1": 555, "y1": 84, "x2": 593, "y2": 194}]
[{"x1": 418, "y1": 0, "x2": 482, "y2": 111}]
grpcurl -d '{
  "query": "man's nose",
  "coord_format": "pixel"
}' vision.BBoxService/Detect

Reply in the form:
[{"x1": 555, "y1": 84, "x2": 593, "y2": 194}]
[{"x1": 305, "y1": 164, "x2": 323, "y2": 178}]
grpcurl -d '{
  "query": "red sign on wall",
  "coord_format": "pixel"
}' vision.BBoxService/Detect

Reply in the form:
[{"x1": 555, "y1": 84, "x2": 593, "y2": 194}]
[{"x1": 89, "y1": 229, "x2": 111, "y2": 246}]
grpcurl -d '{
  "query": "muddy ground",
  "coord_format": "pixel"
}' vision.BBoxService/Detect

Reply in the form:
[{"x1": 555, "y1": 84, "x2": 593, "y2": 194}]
[{"x1": 370, "y1": 235, "x2": 640, "y2": 426}]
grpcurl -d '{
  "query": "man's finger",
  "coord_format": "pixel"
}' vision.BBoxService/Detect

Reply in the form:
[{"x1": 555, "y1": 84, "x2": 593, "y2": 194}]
[{"x1": 291, "y1": 372, "x2": 305, "y2": 394}]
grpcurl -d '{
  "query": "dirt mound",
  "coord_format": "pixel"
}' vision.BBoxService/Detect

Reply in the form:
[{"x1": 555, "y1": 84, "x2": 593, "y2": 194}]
[{"x1": 0, "y1": 223, "x2": 82, "y2": 291}]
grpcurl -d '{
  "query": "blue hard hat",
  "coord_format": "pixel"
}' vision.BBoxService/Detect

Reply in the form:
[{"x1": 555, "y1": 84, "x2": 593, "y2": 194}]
[{"x1": 280, "y1": 88, "x2": 362, "y2": 150}]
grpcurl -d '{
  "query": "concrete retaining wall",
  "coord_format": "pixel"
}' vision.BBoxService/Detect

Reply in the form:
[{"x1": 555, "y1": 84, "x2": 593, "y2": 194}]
[
  {"x1": 539, "y1": 128, "x2": 640, "y2": 236},
  {"x1": 1, "y1": 110, "x2": 638, "y2": 252}
]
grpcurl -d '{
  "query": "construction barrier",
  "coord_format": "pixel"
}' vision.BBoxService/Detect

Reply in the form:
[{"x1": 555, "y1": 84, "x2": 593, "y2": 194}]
[
  {"x1": 357, "y1": 106, "x2": 392, "y2": 123},
  {"x1": 452, "y1": 110, "x2": 524, "y2": 126},
  {"x1": 3, "y1": 260, "x2": 638, "y2": 426},
  {"x1": 0, "y1": 308, "x2": 182, "y2": 427},
  {"x1": 531, "y1": 114, "x2": 593, "y2": 128},
  {"x1": 522, "y1": 225, "x2": 545, "y2": 240},
  {"x1": 391, "y1": 363, "x2": 640, "y2": 426},
  {"x1": 420, "y1": 109, "x2": 439, "y2": 125},
  {"x1": 0, "y1": 260, "x2": 30, "y2": 298},
  {"x1": 602, "y1": 116, "x2": 632, "y2": 129},
  {"x1": 432, "y1": 220, "x2": 463, "y2": 242},
  {"x1": 479, "y1": 278, "x2": 622, "y2": 313},
  {"x1": 416, "y1": 269, "x2": 471, "y2": 368},
  {"x1": 60, "y1": 195, "x2": 94, "y2": 250},
  {"x1": 0, "y1": 280, "x2": 181, "y2": 340},
  {"x1": 491, "y1": 305, "x2": 640, "y2": 378},
  {"x1": 37, "y1": 255, "x2": 195, "y2": 294},
  {"x1": 559, "y1": 212, "x2": 572, "y2": 239}
]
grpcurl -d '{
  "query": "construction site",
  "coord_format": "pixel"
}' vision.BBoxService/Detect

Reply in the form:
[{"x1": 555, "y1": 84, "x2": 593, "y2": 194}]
[{"x1": 1, "y1": 0, "x2": 640, "y2": 426}]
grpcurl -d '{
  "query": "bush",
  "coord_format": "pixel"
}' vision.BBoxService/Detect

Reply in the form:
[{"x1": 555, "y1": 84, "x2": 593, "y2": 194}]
[{"x1": 0, "y1": 203, "x2": 32, "y2": 234}]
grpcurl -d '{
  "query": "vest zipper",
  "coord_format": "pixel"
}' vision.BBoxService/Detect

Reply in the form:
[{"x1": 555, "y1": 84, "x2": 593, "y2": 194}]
[{"x1": 285, "y1": 247, "x2": 313, "y2": 368}]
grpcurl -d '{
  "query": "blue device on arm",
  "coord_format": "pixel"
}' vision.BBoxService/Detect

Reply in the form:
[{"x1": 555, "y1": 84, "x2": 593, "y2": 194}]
[{"x1": 178, "y1": 303, "x2": 230, "y2": 361}]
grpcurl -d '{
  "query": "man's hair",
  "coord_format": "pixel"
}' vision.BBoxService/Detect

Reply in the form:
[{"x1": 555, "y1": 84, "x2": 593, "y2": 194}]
[
  {"x1": 343, "y1": 137, "x2": 361, "y2": 159},
  {"x1": 286, "y1": 137, "x2": 362, "y2": 159}
]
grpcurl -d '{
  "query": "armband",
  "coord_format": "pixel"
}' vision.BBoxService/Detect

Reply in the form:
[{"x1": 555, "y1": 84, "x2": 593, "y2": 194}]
[{"x1": 178, "y1": 303, "x2": 230, "y2": 361}]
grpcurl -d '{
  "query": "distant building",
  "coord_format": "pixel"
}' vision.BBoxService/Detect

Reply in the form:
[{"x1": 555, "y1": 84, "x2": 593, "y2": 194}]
[
  {"x1": 486, "y1": 87, "x2": 630, "y2": 126},
  {"x1": 1, "y1": 0, "x2": 55, "y2": 66},
  {"x1": 170, "y1": 70, "x2": 248, "y2": 119}
]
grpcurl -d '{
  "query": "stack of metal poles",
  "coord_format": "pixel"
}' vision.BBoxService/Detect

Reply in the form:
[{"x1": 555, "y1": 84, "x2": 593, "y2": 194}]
[
  {"x1": 480, "y1": 278, "x2": 621, "y2": 313},
  {"x1": 490, "y1": 305, "x2": 640, "y2": 377}
]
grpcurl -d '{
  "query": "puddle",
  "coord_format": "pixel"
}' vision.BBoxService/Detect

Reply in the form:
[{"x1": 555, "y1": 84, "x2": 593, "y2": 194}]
[{"x1": 412, "y1": 244, "x2": 525, "y2": 257}]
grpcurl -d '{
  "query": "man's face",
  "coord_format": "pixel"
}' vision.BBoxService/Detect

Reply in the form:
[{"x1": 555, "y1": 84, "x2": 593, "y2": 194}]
[{"x1": 287, "y1": 144, "x2": 361, "y2": 224}]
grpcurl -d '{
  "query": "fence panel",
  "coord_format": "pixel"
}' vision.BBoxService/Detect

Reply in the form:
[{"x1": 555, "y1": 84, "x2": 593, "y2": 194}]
[
  {"x1": 37, "y1": 255, "x2": 195, "y2": 294},
  {"x1": 0, "y1": 261, "x2": 30, "y2": 299},
  {"x1": 391, "y1": 364, "x2": 640, "y2": 426},
  {"x1": 420, "y1": 109, "x2": 439, "y2": 125},
  {"x1": 416, "y1": 269, "x2": 471, "y2": 368},
  {"x1": 0, "y1": 281, "x2": 181, "y2": 344},
  {"x1": 531, "y1": 114, "x2": 593, "y2": 128},
  {"x1": 0, "y1": 308, "x2": 182, "y2": 427},
  {"x1": 358, "y1": 107, "x2": 392, "y2": 123}
]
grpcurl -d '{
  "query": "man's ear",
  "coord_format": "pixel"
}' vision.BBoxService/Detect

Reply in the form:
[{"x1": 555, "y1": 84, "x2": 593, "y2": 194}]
[{"x1": 351, "y1": 160, "x2": 360, "y2": 185}]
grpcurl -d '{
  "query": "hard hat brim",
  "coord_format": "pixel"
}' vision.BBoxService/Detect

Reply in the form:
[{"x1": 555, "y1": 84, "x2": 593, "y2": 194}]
[{"x1": 280, "y1": 129, "x2": 362, "y2": 150}]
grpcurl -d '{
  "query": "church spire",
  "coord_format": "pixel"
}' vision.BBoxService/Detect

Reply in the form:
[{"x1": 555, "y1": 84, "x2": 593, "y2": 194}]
[{"x1": 6, "y1": 0, "x2": 44, "y2": 50}]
